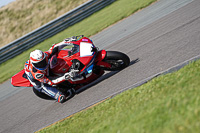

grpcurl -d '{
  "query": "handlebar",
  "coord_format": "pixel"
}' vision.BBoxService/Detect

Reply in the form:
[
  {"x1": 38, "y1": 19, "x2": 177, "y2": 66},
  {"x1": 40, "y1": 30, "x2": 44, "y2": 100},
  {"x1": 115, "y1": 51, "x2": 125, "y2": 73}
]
[{"x1": 65, "y1": 35, "x2": 84, "y2": 42}]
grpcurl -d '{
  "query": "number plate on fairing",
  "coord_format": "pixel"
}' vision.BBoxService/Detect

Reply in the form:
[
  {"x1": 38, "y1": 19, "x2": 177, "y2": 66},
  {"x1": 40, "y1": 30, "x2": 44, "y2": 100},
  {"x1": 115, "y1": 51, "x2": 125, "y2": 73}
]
[{"x1": 80, "y1": 42, "x2": 94, "y2": 57}]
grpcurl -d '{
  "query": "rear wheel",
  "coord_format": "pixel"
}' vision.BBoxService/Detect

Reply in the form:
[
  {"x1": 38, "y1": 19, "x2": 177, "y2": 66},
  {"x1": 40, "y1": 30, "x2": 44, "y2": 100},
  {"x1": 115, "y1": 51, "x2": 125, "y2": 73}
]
[{"x1": 102, "y1": 51, "x2": 130, "y2": 71}]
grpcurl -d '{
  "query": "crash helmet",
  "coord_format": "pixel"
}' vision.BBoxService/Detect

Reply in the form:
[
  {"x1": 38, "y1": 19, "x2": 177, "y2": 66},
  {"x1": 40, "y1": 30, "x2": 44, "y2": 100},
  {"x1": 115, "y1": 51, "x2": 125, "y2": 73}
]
[{"x1": 30, "y1": 50, "x2": 48, "y2": 70}]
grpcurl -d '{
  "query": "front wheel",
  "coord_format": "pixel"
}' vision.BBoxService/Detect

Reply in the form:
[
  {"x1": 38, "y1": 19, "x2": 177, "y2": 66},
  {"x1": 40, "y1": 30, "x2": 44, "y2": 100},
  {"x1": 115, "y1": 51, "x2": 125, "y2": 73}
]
[{"x1": 102, "y1": 51, "x2": 130, "y2": 71}]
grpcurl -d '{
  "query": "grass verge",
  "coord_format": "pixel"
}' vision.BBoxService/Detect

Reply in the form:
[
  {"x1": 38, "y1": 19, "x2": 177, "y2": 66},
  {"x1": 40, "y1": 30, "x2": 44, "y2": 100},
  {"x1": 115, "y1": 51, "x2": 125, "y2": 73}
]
[
  {"x1": 0, "y1": 0, "x2": 88, "y2": 47},
  {"x1": 0, "y1": 0, "x2": 157, "y2": 84},
  {"x1": 37, "y1": 59, "x2": 200, "y2": 133}
]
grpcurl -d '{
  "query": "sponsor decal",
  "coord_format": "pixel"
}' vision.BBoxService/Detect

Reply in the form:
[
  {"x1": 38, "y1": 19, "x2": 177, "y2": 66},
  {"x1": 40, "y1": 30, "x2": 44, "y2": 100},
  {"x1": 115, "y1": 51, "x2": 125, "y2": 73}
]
[
  {"x1": 35, "y1": 73, "x2": 44, "y2": 79},
  {"x1": 26, "y1": 72, "x2": 34, "y2": 80},
  {"x1": 42, "y1": 86, "x2": 55, "y2": 97},
  {"x1": 82, "y1": 39, "x2": 88, "y2": 42},
  {"x1": 48, "y1": 90, "x2": 56, "y2": 96}
]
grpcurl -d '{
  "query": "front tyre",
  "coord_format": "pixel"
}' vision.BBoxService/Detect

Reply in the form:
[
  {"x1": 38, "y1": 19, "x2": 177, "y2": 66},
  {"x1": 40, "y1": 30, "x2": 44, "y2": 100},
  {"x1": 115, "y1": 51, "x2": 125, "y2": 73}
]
[{"x1": 103, "y1": 51, "x2": 130, "y2": 71}]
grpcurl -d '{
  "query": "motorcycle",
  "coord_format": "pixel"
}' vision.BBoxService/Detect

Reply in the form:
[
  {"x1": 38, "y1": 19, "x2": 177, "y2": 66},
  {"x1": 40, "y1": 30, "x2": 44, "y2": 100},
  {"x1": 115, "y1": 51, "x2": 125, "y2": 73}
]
[{"x1": 11, "y1": 35, "x2": 130, "y2": 99}]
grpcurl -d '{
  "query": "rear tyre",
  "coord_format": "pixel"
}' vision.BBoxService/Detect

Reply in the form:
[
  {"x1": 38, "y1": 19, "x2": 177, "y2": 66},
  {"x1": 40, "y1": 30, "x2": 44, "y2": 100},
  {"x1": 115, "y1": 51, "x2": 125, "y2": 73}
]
[{"x1": 103, "y1": 51, "x2": 130, "y2": 71}]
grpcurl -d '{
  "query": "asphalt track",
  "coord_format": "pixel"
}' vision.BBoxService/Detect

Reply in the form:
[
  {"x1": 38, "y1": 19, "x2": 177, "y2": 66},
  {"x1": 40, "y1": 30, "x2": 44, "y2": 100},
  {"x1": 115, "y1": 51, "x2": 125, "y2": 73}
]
[{"x1": 1, "y1": 0, "x2": 200, "y2": 132}]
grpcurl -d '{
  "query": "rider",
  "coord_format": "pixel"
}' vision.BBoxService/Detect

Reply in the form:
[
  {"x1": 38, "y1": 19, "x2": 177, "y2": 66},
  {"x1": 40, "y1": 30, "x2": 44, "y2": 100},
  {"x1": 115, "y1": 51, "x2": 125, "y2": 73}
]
[{"x1": 24, "y1": 36, "x2": 78, "y2": 103}]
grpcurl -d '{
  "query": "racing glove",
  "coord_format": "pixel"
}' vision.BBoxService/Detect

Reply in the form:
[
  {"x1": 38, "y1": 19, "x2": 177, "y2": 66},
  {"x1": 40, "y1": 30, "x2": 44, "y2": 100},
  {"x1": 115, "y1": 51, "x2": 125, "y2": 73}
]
[
  {"x1": 64, "y1": 36, "x2": 77, "y2": 42},
  {"x1": 51, "y1": 69, "x2": 79, "y2": 85},
  {"x1": 64, "y1": 69, "x2": 79, "y2": 80}
]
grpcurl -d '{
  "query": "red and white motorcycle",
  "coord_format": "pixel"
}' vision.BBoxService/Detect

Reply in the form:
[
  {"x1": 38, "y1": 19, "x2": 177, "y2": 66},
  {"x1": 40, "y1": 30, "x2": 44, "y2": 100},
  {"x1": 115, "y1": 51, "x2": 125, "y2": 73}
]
[{"x1": 11, "y1": 35, "x2": 130, "y2": 98}]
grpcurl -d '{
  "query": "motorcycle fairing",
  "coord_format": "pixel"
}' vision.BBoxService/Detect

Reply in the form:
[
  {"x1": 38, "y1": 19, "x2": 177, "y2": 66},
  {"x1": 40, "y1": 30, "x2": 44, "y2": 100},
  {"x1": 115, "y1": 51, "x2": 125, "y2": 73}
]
[
  {"x1": 50, "y1": 54, "x2": 71, "y2": 75},
  {"x1": 11, "y1": 37, "x2": 110, "y2": 88},
  {"x1": 11, "y1": 69, "x2": 33, "y2": 87},
  {"x1": 51, "y1": 38, "x2": 96, "y2": 75},
  {"x1": 95, "y1": 50, "x2": 112, "y2": 68},
  {"x1": 69, "y1": 69, "x2": 104, "y2": 85}
]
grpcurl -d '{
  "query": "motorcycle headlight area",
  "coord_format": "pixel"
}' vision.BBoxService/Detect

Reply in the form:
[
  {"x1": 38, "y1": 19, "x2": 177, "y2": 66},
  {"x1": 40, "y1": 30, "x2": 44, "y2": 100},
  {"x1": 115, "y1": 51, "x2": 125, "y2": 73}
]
[{"x1": 80, "y1": 42, "x2": 94, "y2": 57}]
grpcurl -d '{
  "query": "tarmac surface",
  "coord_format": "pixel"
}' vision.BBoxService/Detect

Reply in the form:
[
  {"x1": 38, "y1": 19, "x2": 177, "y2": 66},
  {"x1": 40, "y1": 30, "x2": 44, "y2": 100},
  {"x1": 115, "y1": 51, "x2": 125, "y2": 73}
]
[{"x1": 1, "y1": 0, "x2": 200, "y2": 132}]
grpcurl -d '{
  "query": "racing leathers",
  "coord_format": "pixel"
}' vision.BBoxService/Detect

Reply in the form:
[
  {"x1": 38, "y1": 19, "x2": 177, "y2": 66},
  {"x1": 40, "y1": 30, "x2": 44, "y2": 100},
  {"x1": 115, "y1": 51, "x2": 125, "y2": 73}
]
[{"x1": 24, "y1": 39, "x2": 76, "y2": 103}]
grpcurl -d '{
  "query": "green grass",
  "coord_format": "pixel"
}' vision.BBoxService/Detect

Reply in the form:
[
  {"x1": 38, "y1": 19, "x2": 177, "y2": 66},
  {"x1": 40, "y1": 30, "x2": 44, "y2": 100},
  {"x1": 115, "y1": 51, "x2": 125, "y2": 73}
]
[
  {"x1": 0, "y1": 0, "x2": 88, "y2": 47},
  {"x1": 37, "y1": 59, "x2": 200, "y2": 133},
  {"x1": 0, "y1": 0, "x2": 157, "y2": 83}
]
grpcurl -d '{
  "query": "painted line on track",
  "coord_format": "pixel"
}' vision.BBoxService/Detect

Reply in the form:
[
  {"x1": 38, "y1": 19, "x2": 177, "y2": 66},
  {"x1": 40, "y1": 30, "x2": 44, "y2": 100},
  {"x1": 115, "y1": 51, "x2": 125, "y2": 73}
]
[{"x1": 36, "y1": 54, "x2": 200, "y2": 132}]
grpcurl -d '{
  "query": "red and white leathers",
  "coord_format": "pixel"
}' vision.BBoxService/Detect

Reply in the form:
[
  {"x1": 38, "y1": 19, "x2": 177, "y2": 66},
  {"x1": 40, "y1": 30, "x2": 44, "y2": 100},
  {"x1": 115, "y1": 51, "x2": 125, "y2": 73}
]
[
  {"x1": 25, "y1": 40, "x2": 70, "y2": 85},
  {"x1": 24, "y1": 40, "x2": 72, "y2": 102}
]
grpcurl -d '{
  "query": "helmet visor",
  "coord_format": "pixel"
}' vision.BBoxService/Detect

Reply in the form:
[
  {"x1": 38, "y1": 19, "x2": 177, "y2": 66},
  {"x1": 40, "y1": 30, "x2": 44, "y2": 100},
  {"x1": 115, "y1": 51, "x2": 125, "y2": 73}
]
[{"x1": 32, "y1": 58, "x2": 48, "y2": 70}]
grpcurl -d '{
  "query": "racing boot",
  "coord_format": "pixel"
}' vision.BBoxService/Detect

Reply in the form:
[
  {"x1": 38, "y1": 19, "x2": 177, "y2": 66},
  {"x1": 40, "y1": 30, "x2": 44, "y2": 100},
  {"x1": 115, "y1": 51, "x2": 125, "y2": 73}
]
[
  {"x1": 57, "y1": 94, "x2": 66, "y2": 103},
  {"x1": 57, "y1": 88, "x2": 76, "y2": 103}
]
